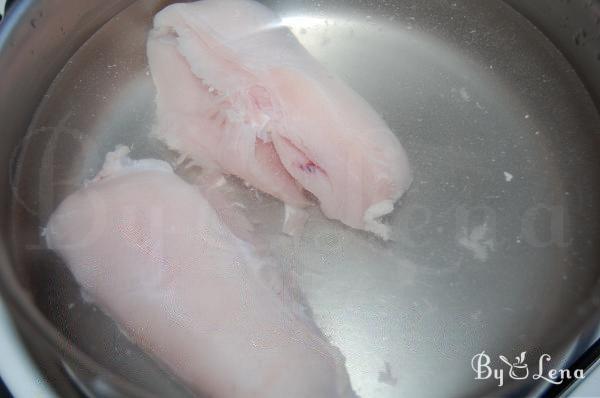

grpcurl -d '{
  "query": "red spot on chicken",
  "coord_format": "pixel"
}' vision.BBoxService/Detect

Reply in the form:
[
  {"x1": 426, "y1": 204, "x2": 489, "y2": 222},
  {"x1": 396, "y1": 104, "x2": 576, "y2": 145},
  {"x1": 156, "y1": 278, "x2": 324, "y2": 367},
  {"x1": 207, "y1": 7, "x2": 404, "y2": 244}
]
[
  {"x1": 300, "y1": 161, "x2": 319, "y2": 174},
  {"x1": 300, "y1": 162, "x2": 316, "y2": 173}
]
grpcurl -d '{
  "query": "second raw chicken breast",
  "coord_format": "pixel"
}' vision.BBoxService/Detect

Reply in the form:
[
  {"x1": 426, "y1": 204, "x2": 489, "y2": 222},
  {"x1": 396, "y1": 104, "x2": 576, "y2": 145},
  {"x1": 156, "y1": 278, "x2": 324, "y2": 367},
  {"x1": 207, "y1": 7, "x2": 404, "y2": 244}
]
[
  {"x1": 46, "y1": 147, "x2": 358, "y2": 398},
  {"x1": 147, "y1": 0, "x2": 412, "y2": 239}
]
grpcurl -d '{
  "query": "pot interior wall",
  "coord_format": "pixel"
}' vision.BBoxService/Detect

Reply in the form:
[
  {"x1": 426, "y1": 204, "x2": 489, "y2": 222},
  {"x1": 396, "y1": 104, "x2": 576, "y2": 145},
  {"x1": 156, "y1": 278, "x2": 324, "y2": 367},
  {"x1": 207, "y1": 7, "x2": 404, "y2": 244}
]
[{"x1": 2, "y1": 0, "x2": 600, "y2": 397}]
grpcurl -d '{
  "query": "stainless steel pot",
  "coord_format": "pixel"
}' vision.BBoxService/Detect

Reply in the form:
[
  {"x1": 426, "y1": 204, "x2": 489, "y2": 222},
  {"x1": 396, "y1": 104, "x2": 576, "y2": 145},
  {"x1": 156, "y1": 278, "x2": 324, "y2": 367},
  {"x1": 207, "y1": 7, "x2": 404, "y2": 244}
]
[{"x1": 1, "y1": 0, "x2": 599, "y2": 397}]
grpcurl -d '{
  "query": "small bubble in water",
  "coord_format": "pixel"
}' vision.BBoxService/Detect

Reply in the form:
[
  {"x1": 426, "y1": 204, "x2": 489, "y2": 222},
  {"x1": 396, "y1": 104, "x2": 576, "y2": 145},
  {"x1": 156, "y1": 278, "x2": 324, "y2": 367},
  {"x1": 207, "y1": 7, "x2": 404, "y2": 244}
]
[
  {"x1": 573, "y1": 30, "x2": 587, "y2": 46},
  {"x1": 459, "y1": 87, "x2": 471, "y2": 102}
]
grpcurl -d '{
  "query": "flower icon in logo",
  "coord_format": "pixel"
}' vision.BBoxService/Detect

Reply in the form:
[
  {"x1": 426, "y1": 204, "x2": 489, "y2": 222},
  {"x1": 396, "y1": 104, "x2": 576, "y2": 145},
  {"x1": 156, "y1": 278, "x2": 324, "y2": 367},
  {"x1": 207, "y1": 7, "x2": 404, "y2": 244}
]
[{"x1": 499, "y1": 351, "x2": 529, "y2": 380}]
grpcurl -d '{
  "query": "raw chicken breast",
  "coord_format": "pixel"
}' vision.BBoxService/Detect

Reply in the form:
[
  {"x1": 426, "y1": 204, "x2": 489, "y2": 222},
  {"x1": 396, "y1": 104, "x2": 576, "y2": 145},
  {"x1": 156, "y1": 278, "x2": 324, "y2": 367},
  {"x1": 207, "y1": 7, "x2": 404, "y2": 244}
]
[
  {"x1": 46, "y1": 147, "x2": 358, "y2": 398},
  {"x1": 147, "y1": 0, "x2": 412, "y2": 239}
]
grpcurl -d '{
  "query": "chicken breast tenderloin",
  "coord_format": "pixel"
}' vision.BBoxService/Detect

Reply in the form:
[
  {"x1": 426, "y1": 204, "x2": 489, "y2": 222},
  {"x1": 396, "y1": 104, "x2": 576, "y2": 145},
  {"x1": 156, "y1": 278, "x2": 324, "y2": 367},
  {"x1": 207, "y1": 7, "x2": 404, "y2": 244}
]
[
  {"x1": 46, "y1": 147, "x2": 358, "y2": 398},
  {"x1": 147, "y1": 0, "x2": 412, "y2": 239}
]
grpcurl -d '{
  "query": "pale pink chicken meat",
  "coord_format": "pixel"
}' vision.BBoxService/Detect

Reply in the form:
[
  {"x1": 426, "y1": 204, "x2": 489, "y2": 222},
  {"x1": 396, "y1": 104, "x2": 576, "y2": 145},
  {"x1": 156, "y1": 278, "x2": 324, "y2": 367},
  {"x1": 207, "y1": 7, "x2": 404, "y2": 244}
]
[
  {"x1": 46, "y1": 147, "x2": 358, "y2": 398},
  {"x1": 148, "y1": 0, "x2": 412, "y2": 239}
]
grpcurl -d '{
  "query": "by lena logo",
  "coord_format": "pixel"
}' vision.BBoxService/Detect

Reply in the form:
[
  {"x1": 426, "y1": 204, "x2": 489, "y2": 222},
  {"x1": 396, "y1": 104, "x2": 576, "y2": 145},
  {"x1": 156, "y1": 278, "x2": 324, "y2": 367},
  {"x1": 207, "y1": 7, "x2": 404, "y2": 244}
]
[{"x1": 471, "y1": 351, "x2": 585, "y2": 387}]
